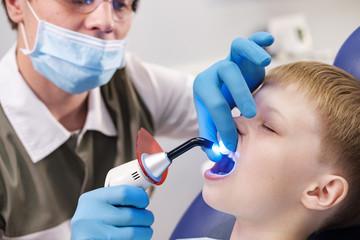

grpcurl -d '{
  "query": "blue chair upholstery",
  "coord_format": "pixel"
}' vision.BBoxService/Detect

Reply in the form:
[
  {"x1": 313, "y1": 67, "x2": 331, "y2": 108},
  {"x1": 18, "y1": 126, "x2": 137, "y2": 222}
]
[
  {"x1": 169, "y1": 192, "x2": 235, "y2": 240},
  {"x1": 170, "y1": 26, "x2": 360, "y2": 240},
  {"x1": 334, "y1": 26, "x2": 360, "y2": 80}
]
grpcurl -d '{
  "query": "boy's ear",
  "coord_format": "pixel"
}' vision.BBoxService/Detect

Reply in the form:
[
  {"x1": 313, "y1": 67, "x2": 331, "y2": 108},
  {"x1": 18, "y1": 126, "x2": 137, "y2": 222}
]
[
  {"x1": 301, "y1": 175, "x2": 348, "y2": 211},
  {"x1": 5, "y1": 0, "x2": 24, "y2": 24}
]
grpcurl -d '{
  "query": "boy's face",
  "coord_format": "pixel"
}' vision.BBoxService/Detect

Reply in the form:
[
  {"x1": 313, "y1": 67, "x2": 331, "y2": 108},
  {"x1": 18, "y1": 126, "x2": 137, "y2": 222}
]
[{"x1": 203, "y1": 82, "x2": 325, "y2": 223}]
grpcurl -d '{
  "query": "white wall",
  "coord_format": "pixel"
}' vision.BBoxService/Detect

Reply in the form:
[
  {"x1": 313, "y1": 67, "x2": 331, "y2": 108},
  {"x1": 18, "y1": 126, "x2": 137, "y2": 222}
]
[
  {"x1": 0, "y1": 8, "x2": 16, "y2": 55},
  {"x1": 1, "y1": 1, "x2": 360, "y2": 240},
  {"x1": 127, "y1": 0, "x2": 360, "y2": 74}
]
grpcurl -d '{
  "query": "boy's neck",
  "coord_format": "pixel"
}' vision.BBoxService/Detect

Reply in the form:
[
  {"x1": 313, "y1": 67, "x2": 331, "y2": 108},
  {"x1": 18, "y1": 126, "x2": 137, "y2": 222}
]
[{"x1": 230, "y1": 218, "x2": 313, "y2": 240}]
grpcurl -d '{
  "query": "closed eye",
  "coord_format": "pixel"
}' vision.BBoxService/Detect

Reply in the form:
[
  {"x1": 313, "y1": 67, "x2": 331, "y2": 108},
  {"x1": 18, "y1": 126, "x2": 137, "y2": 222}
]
[
  {"x1": 262, "y1": 124, "x2": 276, "y2": 134},
  {"x1": 236, "y1": 126, "x2": 246, "y2": 136}
]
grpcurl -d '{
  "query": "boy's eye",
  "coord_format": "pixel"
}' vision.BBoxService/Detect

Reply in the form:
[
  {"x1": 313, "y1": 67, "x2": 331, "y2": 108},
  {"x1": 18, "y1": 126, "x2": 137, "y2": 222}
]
[{"x1": 262, "y1": 124, "x2": 276, "y2": 134}]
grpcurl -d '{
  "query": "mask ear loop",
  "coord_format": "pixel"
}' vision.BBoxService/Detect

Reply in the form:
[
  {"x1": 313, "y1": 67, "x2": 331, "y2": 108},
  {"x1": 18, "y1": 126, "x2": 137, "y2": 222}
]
[
  {"x1": 20, "y1": 23, "x2": 30, "y2": 51},
  {"x1": 25, "y1": 0, "x2": 40, "y2": 22},
  {"x1": 20, "y1": 0, "x2": 41, "y2": 53}
]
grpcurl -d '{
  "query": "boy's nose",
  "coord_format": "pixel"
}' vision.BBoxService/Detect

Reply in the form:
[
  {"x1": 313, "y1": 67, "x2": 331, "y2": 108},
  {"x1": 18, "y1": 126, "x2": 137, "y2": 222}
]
[{"x1": 235, "y1": 117, "x2": 250, "y2": 136}]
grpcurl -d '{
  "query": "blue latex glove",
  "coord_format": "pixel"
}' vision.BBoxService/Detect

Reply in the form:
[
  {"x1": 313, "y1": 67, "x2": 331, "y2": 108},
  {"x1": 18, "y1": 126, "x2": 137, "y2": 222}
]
[
  {"x1": 193, "y1": 32, "x2": 274, "y2": 161},
  {"x1": 70, "y1": 185, "x2": 154, "y2": 240}
]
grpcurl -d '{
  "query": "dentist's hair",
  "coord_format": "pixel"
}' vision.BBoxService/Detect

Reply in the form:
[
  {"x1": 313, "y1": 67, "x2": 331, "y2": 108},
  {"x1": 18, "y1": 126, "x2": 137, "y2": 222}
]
[
  {"x1": 264, "y1": 61, "x2": 360, "y2": 231},
  {"x1": 1, "y1": 0, "x2": 140, "y2": 30}
]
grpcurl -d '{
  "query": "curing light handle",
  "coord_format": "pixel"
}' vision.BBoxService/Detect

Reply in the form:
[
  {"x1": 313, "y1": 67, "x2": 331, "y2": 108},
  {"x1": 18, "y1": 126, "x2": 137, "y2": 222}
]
[
  {"x1": 166, "y1": 137, "x2": 213, "y2": 161},
  {"x1": 104, "y1": 137, "x2": 215, "y2": 190}
]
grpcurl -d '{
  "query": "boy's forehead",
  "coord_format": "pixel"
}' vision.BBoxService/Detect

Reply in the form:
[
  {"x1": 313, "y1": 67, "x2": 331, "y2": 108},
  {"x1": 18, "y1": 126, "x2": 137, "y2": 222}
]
[
  {"x1": 257, "y1": 82, "x2": 302, "y2": 103},
  {"x1": 256, "y1": 83, "x2": 303, "y2": 110},
  {"x1": 255, "y1": 83, "x2": 319, "y2": 131}
]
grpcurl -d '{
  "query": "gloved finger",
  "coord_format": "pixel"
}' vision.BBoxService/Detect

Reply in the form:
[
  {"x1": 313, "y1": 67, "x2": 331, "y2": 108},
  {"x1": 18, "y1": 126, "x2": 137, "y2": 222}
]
[
  {"x1": 215, "y1": 61, "x2": 255, "y2": 151},
  {"x1": 194, "y1": 96, "x2": 217, "y2": 143},
  {"x1": 230, "y1": 37, "x2": 271, "y2": 67},
  {"x1": 232, "y1": 31, "x2": 273, "y2": 65},
  {"x1": 104, "y1": 207, "x2": 154, "y2": 227},
  {"x1": 86, "y1": 185, "x2": 150, "y2": 209},
  {"x1": 232, "y1": 33, "x2": 274, "y2": 92},
  {"x1": 248, "y1": 31, "x2": 275, "y2": 47},
  {"x1": 194, "y1": 67, "x2": 237, "y2": 152},
  {"x1": 194, "y1": 97, "x2": 224, "y2": 162},
  {"x1": 108, "y1": 226, "x2": 153, "y2": 240},
  {"x1": 71, "y1": 222, "x2": 153, "y2": 240},
  {"x1": 218, "y1": 61, "x2": 256, "y2": 118}
]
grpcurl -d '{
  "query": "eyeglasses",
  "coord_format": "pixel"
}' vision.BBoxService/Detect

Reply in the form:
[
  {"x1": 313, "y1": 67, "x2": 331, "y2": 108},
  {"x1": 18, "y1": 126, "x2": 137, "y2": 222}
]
[{"x1": 54, "y1": 0, "x2": 134, "y2": 22}]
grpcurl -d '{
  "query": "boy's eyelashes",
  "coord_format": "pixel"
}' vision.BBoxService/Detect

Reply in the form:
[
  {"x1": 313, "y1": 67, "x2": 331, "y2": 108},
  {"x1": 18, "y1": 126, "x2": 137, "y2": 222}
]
[
  {"x1": 235, "y1": 123, "x2": 277, "y2": 135},
  {"x1": 261, "y1": 123, "x2": 277, "y2": 134}
]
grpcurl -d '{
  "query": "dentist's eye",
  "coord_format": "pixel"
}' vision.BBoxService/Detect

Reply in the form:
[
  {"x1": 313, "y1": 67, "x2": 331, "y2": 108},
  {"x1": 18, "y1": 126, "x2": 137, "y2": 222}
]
[{"x1": 71, "y1": 0, "x2": 94, "y2": 5}]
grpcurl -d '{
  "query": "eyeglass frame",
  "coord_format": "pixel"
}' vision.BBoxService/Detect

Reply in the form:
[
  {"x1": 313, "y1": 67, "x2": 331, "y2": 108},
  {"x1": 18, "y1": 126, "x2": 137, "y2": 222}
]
[{"x1": 52, "y1": 0, "x2": 135, "y2": 22}]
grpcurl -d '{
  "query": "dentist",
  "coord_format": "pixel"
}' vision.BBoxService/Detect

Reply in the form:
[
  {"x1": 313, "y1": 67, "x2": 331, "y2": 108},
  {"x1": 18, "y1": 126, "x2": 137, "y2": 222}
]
[{"x1": 0, "y1": 0, "x2": 273, "y2": 239}]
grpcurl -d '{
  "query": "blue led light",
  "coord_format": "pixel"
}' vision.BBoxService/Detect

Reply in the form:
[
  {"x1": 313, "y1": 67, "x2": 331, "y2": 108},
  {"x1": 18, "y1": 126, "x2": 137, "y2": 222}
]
[
  {"x1": 211, "y1": 139, "x2": 231, "y2": 156},
  {"x1": 219, "y1": 140, "x2": 230, "y2": 155},
  {"x1": 211, "y1": 144, "x2": 222, "y2": 155}
]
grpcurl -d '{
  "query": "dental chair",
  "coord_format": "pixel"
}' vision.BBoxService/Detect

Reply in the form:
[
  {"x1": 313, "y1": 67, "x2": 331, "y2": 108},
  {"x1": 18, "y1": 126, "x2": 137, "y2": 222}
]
[
  {"x1": 334, "y1": 26, "x2": 360, "y2": 81},
  {"x1": 170, "y1": 26, "x2": 360, "y2": 240}
]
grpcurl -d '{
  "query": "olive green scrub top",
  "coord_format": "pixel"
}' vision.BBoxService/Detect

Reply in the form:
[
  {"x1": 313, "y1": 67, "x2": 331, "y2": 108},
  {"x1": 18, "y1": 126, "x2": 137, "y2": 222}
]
[{"x1": 0, "y1": 68, "x2": 154, "y2": 237}]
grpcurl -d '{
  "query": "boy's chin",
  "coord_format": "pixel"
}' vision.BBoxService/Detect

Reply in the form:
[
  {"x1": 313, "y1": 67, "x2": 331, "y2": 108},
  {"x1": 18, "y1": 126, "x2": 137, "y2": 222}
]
[{"x1": 202, "y1": 185, "x2": 233, "y2": 214}]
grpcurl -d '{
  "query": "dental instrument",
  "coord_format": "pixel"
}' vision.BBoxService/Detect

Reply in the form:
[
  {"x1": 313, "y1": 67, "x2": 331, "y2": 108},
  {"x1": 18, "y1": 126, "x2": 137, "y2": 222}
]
[{"x1": 104, "y1": 128, "x2": 227, "y2": 190}]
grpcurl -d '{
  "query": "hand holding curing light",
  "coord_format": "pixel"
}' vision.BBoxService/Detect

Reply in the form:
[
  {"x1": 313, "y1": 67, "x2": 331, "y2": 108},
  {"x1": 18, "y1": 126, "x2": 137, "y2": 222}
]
[{"x1": 105, "y1": 135, "x2": 234, "y2": 190}]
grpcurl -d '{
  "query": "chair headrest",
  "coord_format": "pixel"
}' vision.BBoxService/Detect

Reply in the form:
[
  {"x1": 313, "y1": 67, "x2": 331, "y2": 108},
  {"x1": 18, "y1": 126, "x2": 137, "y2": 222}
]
[{"x1": 334, "y1": 26, "x2": 360, "y2": 80}]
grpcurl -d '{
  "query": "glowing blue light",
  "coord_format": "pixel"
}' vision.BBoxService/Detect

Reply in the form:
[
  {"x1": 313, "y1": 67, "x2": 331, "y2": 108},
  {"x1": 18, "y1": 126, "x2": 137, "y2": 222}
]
[
  {"x1": 219, "y1": 140, "x2": 230, "y2": 155},
  {"x1": 211, "y1": 139, "x2": 231, "y2": 156},
  {"x1": 212, "y1": 144, "x2": 222, "y2": 155}
]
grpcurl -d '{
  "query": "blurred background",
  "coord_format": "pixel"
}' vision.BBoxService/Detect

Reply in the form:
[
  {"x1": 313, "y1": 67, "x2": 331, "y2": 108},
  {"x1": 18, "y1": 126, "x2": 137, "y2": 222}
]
[{"x1": 1, "y1": 0, "x2": 359, "y2": 239}]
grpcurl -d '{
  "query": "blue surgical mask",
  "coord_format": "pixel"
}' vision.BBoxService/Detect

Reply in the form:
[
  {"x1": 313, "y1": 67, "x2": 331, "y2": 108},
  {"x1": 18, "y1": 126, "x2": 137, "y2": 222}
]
[{"x1": 20, "y1": 0, "x2": 126, "y2": 94}]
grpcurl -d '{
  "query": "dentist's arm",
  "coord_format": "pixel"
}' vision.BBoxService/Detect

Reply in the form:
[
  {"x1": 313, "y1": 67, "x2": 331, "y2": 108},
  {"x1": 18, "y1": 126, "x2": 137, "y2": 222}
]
[
  {"x1": 71, "y1": 185, "x2": 154, "y2": 240},
  {"x1": 193, "y1": 32, "x2": 274, "y2": 161}
]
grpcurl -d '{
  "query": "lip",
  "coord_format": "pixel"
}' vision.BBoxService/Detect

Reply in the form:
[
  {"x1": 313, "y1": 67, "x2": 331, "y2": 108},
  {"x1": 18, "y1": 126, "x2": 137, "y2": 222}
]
[{"x1": 204, "y1": 155, "x2": 236, "y2": 180}]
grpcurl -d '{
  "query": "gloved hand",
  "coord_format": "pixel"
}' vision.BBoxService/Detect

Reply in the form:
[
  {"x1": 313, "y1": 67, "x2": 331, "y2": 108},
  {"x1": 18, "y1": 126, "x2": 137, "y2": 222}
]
[
  {"x1": 193, "y1": 32, "x2": 274, "y2": 161},
  {"x1": 70, "y1": 185, "x2": 154, "y2": 240}
]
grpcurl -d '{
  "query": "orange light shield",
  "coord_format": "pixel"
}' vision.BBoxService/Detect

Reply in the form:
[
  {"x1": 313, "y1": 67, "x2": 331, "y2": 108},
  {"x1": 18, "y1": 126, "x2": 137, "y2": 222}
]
[{"x1": 136, "y1": 128, "x2": 168, "y2": 185}]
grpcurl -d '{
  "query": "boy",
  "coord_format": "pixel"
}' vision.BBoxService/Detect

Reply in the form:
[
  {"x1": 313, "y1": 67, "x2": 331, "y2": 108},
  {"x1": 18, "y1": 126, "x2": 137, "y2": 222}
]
[{"x1": 202, "y1": 61, "x2": 360, "y2": 240}]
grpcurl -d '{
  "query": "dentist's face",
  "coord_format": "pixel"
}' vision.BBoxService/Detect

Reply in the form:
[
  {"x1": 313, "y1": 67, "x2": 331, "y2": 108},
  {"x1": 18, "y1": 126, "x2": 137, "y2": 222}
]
[
  {"x1": 20, "y1": 0, "x2": 132, "y2": 49},
  {"x1": 203, "y1": 82, "x2": 323, "y2": 223}
]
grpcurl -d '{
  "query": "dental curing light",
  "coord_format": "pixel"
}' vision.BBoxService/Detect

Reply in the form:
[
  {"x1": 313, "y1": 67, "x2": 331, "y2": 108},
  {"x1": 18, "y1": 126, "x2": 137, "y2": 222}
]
[{"x1": 104, "y1": 128, "x2": 216, "y2": 190}]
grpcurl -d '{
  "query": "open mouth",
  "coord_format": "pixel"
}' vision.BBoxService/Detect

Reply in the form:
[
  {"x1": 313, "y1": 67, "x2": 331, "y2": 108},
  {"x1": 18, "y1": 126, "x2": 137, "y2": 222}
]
[{"x1": 210, "y1": 155, "x2": 236, "y2": 176}]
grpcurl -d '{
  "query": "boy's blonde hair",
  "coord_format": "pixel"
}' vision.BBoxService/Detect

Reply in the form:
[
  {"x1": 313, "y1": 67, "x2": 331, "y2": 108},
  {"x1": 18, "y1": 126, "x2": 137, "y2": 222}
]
[{"x1": 264, "y1": 61, "x2": 360, "y2": 231}]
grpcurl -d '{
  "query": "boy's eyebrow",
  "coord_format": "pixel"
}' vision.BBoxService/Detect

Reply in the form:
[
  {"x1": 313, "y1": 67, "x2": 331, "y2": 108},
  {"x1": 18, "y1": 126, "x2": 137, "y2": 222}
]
[{"x1": 263, "y1": 105, "x2": 289, "y2": 127}]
